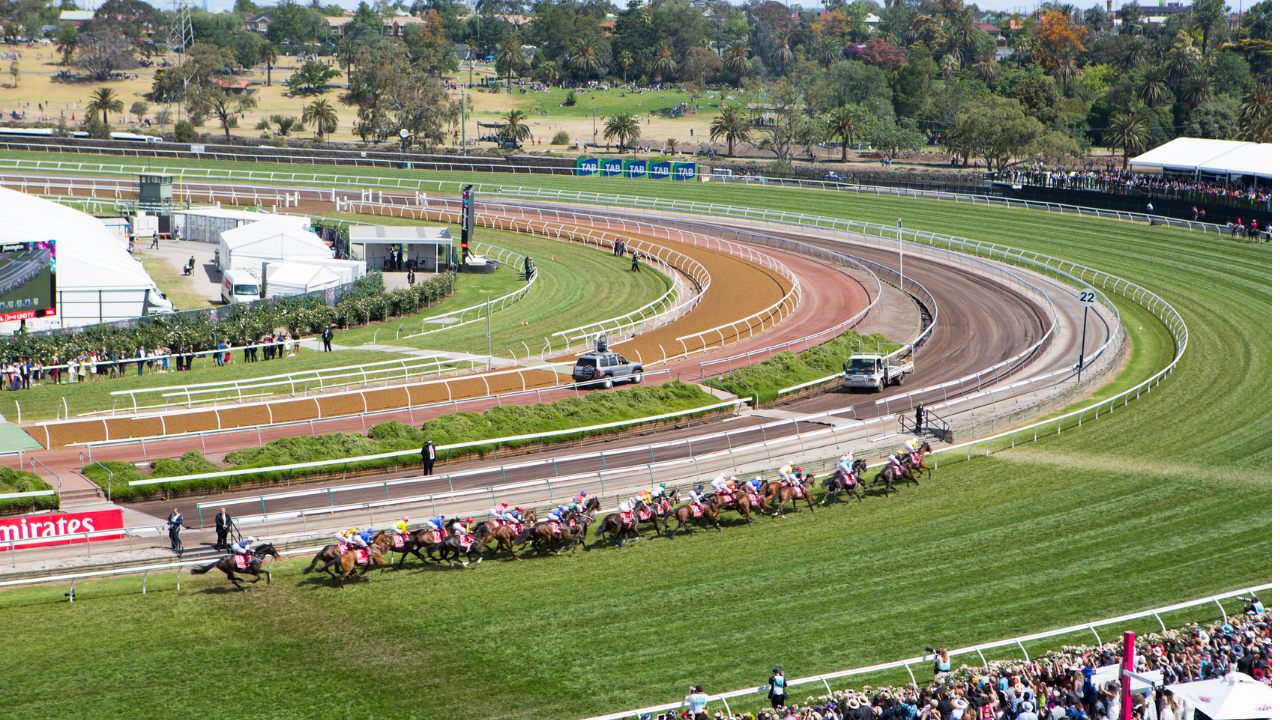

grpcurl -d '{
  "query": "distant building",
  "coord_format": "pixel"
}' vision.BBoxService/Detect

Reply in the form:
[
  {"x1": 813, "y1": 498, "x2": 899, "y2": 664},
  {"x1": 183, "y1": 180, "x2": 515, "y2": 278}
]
[
  {"x1": 58, "y1": 10, "x2": 94, "y2": 26},
  {"x1": 245, "y1": 12, "x2": 271, "y2": 33}
]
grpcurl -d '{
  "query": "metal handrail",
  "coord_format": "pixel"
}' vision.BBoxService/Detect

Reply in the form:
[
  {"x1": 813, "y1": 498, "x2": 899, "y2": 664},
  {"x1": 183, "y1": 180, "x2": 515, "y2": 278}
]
[{"x1": 78, "y1": 451, "x2": 115, "y2": 501}]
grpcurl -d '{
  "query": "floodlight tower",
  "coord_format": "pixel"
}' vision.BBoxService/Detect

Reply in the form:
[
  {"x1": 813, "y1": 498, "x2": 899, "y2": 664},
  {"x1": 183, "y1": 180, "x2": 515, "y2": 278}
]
[{"x1": 167, "y1": 0, "x2": 195, "y2": 120}]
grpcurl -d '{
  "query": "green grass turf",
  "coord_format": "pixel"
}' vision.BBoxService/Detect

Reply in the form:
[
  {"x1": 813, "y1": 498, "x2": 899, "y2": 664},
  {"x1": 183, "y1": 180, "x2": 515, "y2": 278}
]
[
  {"x1": 0, "y1": 152, "x2": 1269, "y2": 718},
  {"x1": 14, "y1": 348, "x2": 415, "y2": 422},
  {"x1": 323, "y1": 218, "x2": 672, "y2": 357}
]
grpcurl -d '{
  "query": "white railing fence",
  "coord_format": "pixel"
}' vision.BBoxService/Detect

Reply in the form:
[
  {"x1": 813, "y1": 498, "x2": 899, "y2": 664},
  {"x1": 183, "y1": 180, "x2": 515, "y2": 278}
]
[{"x1": 582, "y1": 584, "x2": 1274, "y2": 720}]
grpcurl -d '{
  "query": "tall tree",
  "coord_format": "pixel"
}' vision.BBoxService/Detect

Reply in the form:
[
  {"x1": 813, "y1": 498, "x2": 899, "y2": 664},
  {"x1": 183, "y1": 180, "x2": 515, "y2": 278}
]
[
  {"x1": 602, "y1": 112, "x2": 640, "y2": 152},
  {"x1": 495, "y1": 39, "x2": 522, "y2": 85},
  {"x1": 75, "y1": 29, "x2": 137, "y2": 81},
  {"x1": 650, "y1": 42, "x2": 678, "y2": 86},
  {"x1": 497, "y1": 109, "x2": 531, "y2": 145},
  {"x1": 616, "y1": 49, "x2": 633, "y2": 84},
  {"x1": 302, "y1": 97, "x2": 338, "y2": 140},
  {"x1": 189, "y1": 87, "x2": 257, "y2": 140},
  {"x1": 87, "y1": 86, "x2": 124, "y2": 124},
  {"x1": 825, "y1": 104, "x2": 868, "y2": 162},
  {"x1": 1190, "y1": 0, "x2": 1226, "y2": 56},
  {"x1": 723, "y1": 41, "x2": 751, "y2": 89},
  {"x1": 1135, "y1": 67, "x2": 1172, "y2": 107},
  {"x1": 258, "y1": 42, "x2": 277, "y2": 86},
  {"x1": 709, "y1": 105, "x2": 751, "y2": 157},
  {"x1": 1104, "y1": 112, "x2": 1151, "y2": 165},
  {"x1": 568, "y1": 37, "x2": 605, "y2": 80}
]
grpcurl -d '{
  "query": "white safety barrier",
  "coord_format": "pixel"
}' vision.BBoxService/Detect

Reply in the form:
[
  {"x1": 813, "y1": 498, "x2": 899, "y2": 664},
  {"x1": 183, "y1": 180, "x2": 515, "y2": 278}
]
[{"x1": 582, "y1": 584, "x2": 1274, "y2": 720}]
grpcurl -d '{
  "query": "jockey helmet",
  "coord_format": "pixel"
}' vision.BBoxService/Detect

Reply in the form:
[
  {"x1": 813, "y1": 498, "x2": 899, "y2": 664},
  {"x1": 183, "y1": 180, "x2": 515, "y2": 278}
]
[
  {"x1": 402, "y1": 516, "x2": 409, "y2": 522},
  {"x1": 501, "y1": 502, "x2": 508, "y2": 507}
]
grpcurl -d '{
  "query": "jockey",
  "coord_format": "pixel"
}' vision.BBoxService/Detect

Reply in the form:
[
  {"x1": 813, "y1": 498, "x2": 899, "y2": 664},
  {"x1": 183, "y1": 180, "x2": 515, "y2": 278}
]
[
  {"x1": 838, "y1": 454, "x2": 854, "y2": 478},
  {"x1": 887, "y1": 453, "x2": 904, "y2": 476},
  {"x1": 710, "y1": 473, "x2": 731, "y2": 496},
  {"x1": 650, "y1": 483, "x2": 668, "y2": 502},
  {"x1": 727, "y1": 476, "x2": 739, "y2": 493},
  {"x1": 501, "y1": 506, "x2": 523, "y2": 527},
  {"x1": 425, "y1": 515, "x2": 445, "y2": 532},
  {"x1": 343, "y1": 527, "x2": 369, "y2": 549},
  {"x1": 687, "y1": 485, "x2": 705, "y2": 508},
  {"x1": 231, "y1": 536, "x2": 255, "y2": 557},
  {"x1": 777, "y1": 463, "x2": 793, "y2": 484},
  {"x1": 788, "y1": 467, "x2": 805, "y2": 487},
  {"x1": 746, "y1": 476, "x2": 763, "y2": 495},
  {"x1": 357, "y1": 528, "x2": 375, "y2": 545},
  {"x1": 633, "y1": 490, "x2": 650, "y2": 507},
  {"x1": 395, "y1": 516, "x2": 410, "y2": 535},
  {"x1": 902, "y1": 439, "x2": 919, "y2": 460},
  {"x1": 450, "y1": 517, "x2": 472, "y2": 537},
  {"x1": 546, "y1": 505, "x2": 567, "y2": 524},
  {"x1": 618, "y1": 498, "x2": 634, "y2": 515},
  {"x1": 489, "y1": 502, "x2": 509, "y2": 524}
]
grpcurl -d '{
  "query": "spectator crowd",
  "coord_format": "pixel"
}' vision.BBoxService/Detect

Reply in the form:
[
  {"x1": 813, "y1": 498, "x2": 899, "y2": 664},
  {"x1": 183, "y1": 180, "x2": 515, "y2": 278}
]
[
  {"x1": 996, "y1": 164, "x2": 1271, "y2": 210},
  {"x1": 0, "y1": 332, "x2": 300, "y2": 390},
  {"x1": 661, "y1": 604, "x2": 1270, "y2": 720}
]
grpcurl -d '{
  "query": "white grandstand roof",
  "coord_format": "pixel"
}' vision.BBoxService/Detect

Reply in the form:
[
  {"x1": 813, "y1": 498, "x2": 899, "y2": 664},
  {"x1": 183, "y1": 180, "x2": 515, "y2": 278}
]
[
  {"x1": 0, "y1": 186, "x2": 167, "y2": 293},
  {"x1": 1129, "y1": 138, "x2": 1272, "y2": 178},
  {"x1": 220, "y1": 219, "x2": 331, "y2": 260}
]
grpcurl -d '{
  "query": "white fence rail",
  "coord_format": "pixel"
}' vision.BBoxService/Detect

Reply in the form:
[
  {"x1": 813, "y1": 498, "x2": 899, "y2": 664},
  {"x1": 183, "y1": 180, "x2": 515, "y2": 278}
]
[{"x1": 582, "y1": 584, "x2": 1274, "y2": 720}]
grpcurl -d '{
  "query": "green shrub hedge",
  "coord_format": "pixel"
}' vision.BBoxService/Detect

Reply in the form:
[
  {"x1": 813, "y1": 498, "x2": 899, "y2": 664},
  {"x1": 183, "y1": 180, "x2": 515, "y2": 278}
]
[
  {"x1": 0, "y1": 466, "x2": 58, "y2": 513},
  {"x1": 712, "y1": 329, "x2": 896, "y2": 403},
  {"x1": 83, "y1": 451, "x2": 222, "y2": 502}
]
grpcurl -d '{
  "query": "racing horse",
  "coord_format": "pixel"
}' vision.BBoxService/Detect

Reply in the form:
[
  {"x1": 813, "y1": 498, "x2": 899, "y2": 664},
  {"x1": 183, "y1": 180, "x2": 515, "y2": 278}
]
[
  {"x1": 302, "y1": 542, "x2": 346, "y2": 577},
  {"x1": 516, "y1": 511, "x2": 588, "y2": 555},
  {"x1": 190, "y1": 543, "x2": 280, "y2": 591},
  {"x1": 672, "y1": 500, "x2": 721, "y2": 534},
  {"x1": 821, "y1": 459, "x2": 869, "y2": 505},
  {"x1": 633, "y1": 497, "x2": 673, "y2": 536},
  {"x1": 762, "y1": 473, "x2": 816, "y2": 512},
  {"x1": 390, "y1": 527, "x2": 448, "y2": 569},
  {"x1": 594, "y1": 510, "x2": 643, "y2": 547},
  {"x1": 330, "y1": 534, "x2": 392, "y2": 587},
  {"x1": 711, "y1": 489, "x2": 758, "y2": 526},
  {"x1": 902, "y1": 441, "x2": 933, "y2": 481},
  {"x1": 472, "y1": 517, "x2": 523, "y2": 561},
  {"x1": 870, "y1": 461, "x2": 917, "y2": 495},
  {"x1": 766, "y1": 480, "x2": 816, "y2": 517},
  {"x1": 426, "y1": 522, "x2": 485, "y2": 567}
]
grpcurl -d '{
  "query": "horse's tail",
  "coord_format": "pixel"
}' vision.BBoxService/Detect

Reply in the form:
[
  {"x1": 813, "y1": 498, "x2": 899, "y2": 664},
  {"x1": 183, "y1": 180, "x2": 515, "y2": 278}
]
[
  {"x1": 303, "y1": 550, "x2": 324, "y2": 574},
  {"x1": 189, "y1": 561, "x2": 218, "y2": 575},
  {"x1": 515, "y1": 527, "x2": 534, "y2": 544},
  {"x1": 594, "y1": 518, "x2": 609, "y2": 537}
]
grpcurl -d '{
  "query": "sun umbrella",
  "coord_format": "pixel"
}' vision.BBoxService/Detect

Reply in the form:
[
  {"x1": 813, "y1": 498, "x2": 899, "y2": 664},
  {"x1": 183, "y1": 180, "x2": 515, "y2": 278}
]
[{"x1": 1165, "y1": 672, "x2": 1274, "y2": 719}]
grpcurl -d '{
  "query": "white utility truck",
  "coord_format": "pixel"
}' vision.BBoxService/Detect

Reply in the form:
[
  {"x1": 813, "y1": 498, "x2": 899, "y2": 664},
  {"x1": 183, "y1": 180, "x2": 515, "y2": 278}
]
[{"x1": 843, "y1": 353, "x2": 913, "y2": 391}]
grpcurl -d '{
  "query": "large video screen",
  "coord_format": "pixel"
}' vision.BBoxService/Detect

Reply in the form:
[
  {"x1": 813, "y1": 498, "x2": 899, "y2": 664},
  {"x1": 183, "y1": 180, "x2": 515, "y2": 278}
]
[{"x1": 0, "y1": 241, "x2": 56, "y2": 324}]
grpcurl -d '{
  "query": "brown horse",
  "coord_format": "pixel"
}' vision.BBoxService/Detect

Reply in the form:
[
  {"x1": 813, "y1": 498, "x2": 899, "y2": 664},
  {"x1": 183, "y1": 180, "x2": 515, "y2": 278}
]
[
  {"x1": 762, "y1": 473, "x2": 816, "y2": 511},
  {"x1": 672, "y1": 501, "x2": 721, "y2": 534},
  {"x1": 473, "y1": 520, "x2": 523, "y2": 561},
  {"x1": 711, "y1": 491, "x2": 758, "y2": 526},
  {"x1": 766, "y1": 481, "x2": 815, "y2": 517},
  {"x1": 303, "y1": 543, "x2": 345, "y2": 577},
  {"x1": 633, "y1": 497, "x2": 673, "y2": 536},
  {"x1": 594, "y1": 511, "x2": 642, "y2": 547},
  {"x1": 330, "y1": 535, "x2": 392, "y2": 588},
  {"x1": 516, "y1": 511, "x2": 589, "y2": 555},
  {"x1": 902, "y1": 441, "x2": 933, "y2": 481},
  {"x1": 870, "y1": 461, "x2": 917, "y2": 495},
  {"x1": 190, "y1": 543, "x2": 280, "y2": 591}
]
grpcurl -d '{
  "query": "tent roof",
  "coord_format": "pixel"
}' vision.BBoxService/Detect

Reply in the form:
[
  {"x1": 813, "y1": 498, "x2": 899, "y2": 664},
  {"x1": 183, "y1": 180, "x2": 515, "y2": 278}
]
[
  {"x1": 268, "y1": 262, "x2": 341, "y2": 286},
  {"x1": 349, "y1": 225, "x2": 452, "y2": 243},
  {"x1": 1129, "y1": 138, "x2": 1272, "y2": 178},
  {"x1": 177, "y1": 207, "x2": 309, "y2": 224},
  {"x1": 1165, "y1": 672, "x2": 1273, "y2": 719},
  {"x1": 0, "y1": 186, "x2": 168, "y2": 293},
  {"x1": 221, "y1": 220, "x2": 331, "y2": 258}
]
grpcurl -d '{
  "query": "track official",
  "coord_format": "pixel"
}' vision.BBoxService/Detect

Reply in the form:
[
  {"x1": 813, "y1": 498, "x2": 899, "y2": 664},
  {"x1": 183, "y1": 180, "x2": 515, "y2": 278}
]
[
  {"x1": 214, "y1": 508, "x2": 233, "y2": 550},
  {"x1": 422, "y1": 440, "x2": 436, "y2": 476}
]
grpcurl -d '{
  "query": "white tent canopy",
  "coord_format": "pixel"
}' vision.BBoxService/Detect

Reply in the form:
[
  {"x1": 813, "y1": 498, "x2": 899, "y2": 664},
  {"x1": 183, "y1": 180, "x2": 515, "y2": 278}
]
[
  {"x1": 0, "y1": 187, "x2": 174, "y2": 329},
  {"x1": 266, "y1": 262, "x2": 343, "y2": 297},
  {"x1": 1129, "y1": 138, "x2": 1273, "y2": 179},
  {"x1": 219, "y1": 219, "x2": 332, "y2": 273},
  {"x1": 1165, "y1": 673, "x2": 1273, "y2": 720}
]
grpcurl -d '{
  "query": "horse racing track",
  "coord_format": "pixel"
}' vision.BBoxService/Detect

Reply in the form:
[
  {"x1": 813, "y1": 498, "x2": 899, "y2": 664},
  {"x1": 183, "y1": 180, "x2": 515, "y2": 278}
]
[{"x1": 0, "y1": 182, "x2": 1270, "y2": 720}]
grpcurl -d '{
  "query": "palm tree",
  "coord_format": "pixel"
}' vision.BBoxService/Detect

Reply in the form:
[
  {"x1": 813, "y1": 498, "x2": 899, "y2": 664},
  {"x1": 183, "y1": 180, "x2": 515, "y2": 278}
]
[
  {"x1": 1163, "y1": 46, "x2": 1200, "y2": 84},
  {"x1": 709, "y1": 106, "x2": 751, "y2": 158},
  {"x1": 55, "y1": 29, "x2": 76, "y2": 67},
  {"x1": 258, "y1": 42, "x2": 278, "y2": 87},
  {"x1": 975, "y1": 55, "x2": 999, "y2": 85},
  {"x1": 939, "y1": 53, "x2": 959, "y2": 87},
  {"x1": 617, "y1": 50, "x2": 633, "y2": 85},
  {"x1": 650, "y1": 43, "x2": 677, "y2": 87},
  {"x1": 1135, "y1": 67, "x2": 1172, "y2": 107},
  {"x1": 826, "y1": 105, "x2": 861, "y2": 163},
  {"x1": 1105, "y1": 113, "x2": 1151, "y2": 167},
  {"x1": 724, "y1": 42, "x2": 750, "y2": 89},
  {"x1": 303, "y1": 98, "x2": 338, "y2": 140},
  {"x1": 1119, "y1": 37, "x2": 1148, "y2": 71},
  {"x1": 568, "y1": 38, "x2": 604, "y2": 80},
  {"x1": 336, "y1": 35, "x2": 360, "y2": 89},
  {"x1": 87, "y1": 87, "x2": 124, "y2": 125},
  {"x1": 1177, "y1": 72, "x2": 1210, "y2": 111},
  {"x1": 496, "y1": 40, "x2": 522, "y2": 87},
  {"x1": 771, "y1": 36, "x2": 793, "y2": 76},
  {"x1": 815, "y1": 36, "x2": 842, "y2": 68},
  {"x1": 602, "y1": 112, "x2": 640, "y2": 152},
  {"x1": 665, "y1": 137, "x2": 679, "y2": 155},
  {"x1": 497, "y1": 109, "x2": 531, "y2": 145},
  {"x1": 1051, "y1": 60, "x2": 1078, "y2": 93},
  {"x1": 1238, "y1": 83, "x2": 1271, "y2": 125}
]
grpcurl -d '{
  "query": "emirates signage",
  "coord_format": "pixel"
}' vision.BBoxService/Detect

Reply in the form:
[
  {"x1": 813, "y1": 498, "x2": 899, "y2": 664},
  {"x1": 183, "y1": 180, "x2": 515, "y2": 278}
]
[{"x1": 0, "y1": 509, "x2": 125, "y2": 548}]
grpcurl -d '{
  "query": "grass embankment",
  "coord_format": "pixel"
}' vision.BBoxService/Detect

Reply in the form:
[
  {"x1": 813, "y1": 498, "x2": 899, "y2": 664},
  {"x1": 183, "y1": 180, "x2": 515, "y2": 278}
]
[
  {"x1": 320, "y1": 218, "x2": 673, "y2": 357},
  {"x1": 0, "y1": 466, "x2": 56, "y2": 513},
  {"x1": 82, "y1": 382, "x2": 716, "y2": 501},
  {"x1": 711, "y1": 329, "x2": 892, "y2": 403},
  {"x1": 13, "y1": 348, "x2": 414, "y2": 423},
  {"x1": 1, "y1": 153, "x2": 1269, "y2": 720},
  {"x1": 137, "y1": 256, "x2": 216, "y2": 311}
]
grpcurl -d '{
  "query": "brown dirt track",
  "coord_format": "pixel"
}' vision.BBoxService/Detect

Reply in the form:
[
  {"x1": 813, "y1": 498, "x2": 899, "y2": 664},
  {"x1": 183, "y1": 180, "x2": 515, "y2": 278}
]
[{"x1": 28, "y1": 209, "x2": 792, "y2": 449}]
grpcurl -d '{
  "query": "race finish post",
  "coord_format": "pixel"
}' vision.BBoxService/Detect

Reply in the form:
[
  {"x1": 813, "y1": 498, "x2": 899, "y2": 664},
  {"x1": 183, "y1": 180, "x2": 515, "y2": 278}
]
[
  {"x1": 460, "y1": 185, "x2": 475, "y2": 261},
  {"x1": 1076, "y1": 288, "x2": 1096, "y2": 381}
]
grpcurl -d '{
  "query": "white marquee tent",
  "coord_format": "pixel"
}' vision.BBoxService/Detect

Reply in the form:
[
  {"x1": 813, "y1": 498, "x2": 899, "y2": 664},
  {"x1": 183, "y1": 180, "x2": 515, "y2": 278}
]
[
  {"x1": 265, "y1": 262, "x2": 343, "y2": 297},
  {"x1": 0, "y1": 187, "x2": 174, "y2": 330},
  {"x1": 1165, "y1": 673, "x2": 1274, "y2": 719},
  {"x1": 1129, "y1": 138, "x2": 1273, "y2": 179},
  {"x1": 219, "y1": 219, "x2": 333, "y2": 273}
]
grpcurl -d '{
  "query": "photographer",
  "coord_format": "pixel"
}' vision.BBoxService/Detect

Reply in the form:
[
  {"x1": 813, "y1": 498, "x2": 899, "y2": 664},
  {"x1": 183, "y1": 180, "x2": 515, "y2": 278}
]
[{"x1": 926, "y1": 647, "x2": 951, "y2": 681}]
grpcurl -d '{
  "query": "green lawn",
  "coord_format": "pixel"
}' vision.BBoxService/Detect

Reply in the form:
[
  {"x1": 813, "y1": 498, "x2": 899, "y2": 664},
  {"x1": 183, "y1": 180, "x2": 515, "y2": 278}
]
[
  {"x1": 322, "y1": 217, "x2": 672, "y2": 358},
  {"x1": 17, "y1": 348, "x2": 415, "y2": 422},
  {"x1": 137, "y1": 255, "x2": 215, "y2": 311},
  {"x1": 0, "y1": 151, "x2": 1269, "y2": 720}
]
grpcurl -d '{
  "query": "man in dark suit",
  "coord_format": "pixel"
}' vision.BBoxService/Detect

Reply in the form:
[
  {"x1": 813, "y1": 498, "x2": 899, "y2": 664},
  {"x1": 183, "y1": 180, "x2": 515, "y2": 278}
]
[
  {"x1": 214, "y1": 508, "x2": 233, "y2": 550},
  {"x1": 322, "y1": 326, "x2": 333, "y2": 352},
  {"x1": 421, "y1": 440, "x2": 435, "y2": 476}
]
